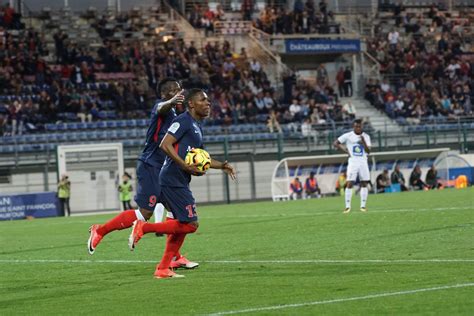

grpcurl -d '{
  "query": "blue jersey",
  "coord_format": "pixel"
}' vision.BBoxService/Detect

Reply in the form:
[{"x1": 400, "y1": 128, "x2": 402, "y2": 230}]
[
  {"x1": 138, "y1": 99, "x2": 177, "y2": 167},
  {"x1": 160, "y1": 111, "x2": 204, "y2": 187}
]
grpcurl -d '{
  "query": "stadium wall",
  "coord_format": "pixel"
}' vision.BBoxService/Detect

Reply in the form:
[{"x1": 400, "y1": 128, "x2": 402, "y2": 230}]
[
  {"x1": 2, "y1": 154, "x2": 473, "y2": 215},
  {"x1": 0, "y1": 159, "x2": 278, "y2": 214}
]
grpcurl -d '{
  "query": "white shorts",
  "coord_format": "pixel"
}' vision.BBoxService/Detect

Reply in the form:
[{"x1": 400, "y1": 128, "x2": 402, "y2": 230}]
[{"x1": 347, "y1": 161, "x2": 370, "y2": 182}]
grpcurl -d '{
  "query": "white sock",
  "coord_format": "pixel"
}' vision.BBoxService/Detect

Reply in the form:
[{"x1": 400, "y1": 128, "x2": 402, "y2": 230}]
[
  {"x1": 360, "y1": 187, "x2": 368, "y2": 208},
  {"x1": 345, "y1": 188, "x2": 353, "y2": 209},
  {"x1": 154, "y1": 203, "x2": 164, "y2": 223},
  {"x1": 134, "y1": 209, "x2": 146, "y2": 222}
]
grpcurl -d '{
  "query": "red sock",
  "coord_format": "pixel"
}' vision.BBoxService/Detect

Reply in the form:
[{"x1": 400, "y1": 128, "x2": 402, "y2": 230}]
[
  {"x1": 158, "y1": 234, "x2": 186, "y2": 270},
  {"x1": 142, "y1": 219, "x2": 197, "y2": 235},
  {"x1": 97, "y1": 209, "x2": 137, "y2": 236},
  {"x1": 164, "y1": 234, "x2": 184, "y2": 260}
]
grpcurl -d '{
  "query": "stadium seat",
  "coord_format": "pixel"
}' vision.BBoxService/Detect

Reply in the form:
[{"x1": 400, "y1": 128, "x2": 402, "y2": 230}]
[
  {"x1": 105, "y1": 121, "x2": 117, "y2": 128},
  {"x1": 116, "y1": 120, "x2": 127, "y2": 128},
  {"x1": 77, "y1": 122, "x2": 88, "y2": 130},
  {"x1": 69, "y1": 123, "x2": 79, "y2": 130},
  {"x1": 45, "y1": 123, "x2": 58, "y2": 131},
  {"x1": 126, "y1": 120, "x2": 137, "y2": 128},
  {"x1": 0, "y1": 145, "x2": 15, "y2": 153}
]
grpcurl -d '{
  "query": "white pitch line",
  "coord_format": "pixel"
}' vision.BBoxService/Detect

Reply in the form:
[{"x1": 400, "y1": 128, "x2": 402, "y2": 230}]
[
  {"x1": 0, "y1": 259, "x2": 473, "y2": 264},
  {"x1": 205, "y1": 283, "x2": 474, "y2": 316}
]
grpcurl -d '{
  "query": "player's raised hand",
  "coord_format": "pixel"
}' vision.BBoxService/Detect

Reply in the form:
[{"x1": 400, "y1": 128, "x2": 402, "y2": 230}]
[
  {"x1": 170, "y1": 89, "x2": 185, "y2": 105},
  {"x1": 222, "y1": 161, "x2": 236, "y2": 180}
]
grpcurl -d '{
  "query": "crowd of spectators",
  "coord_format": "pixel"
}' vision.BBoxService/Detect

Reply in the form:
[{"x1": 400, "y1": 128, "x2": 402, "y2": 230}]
[
  {"x1": 0, "y1": 5, "x2": 356, "y2": 138},
  {"x1": 364, "y1": 4, "x2": 473, "y2": 124},
  {"x1": 185, "y1": 0, "x2": 339, "y2": 36},
  {"x1": 255, "y1": 0, "x2": 340, "y2": 35}
]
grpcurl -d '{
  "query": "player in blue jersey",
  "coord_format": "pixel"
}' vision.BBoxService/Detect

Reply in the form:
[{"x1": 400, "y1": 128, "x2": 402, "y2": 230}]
[
  {"x1": 129, "y1": 88, "x2": 236, "y2": 279},
  {"x1": 87, "y1": 79, "x2": 198, "y2": 269}
]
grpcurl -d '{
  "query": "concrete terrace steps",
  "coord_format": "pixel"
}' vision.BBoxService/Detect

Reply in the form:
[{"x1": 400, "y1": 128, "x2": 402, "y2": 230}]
[{"x1": 341, "y1": 97, "x2": 403, "y2": 133}]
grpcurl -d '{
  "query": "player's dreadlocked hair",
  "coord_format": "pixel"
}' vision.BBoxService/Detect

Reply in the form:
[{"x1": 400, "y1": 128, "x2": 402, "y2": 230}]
[
  {"x1": 157, "y1": 77, "x2": 179, "y2": 98},
  {"x1": 353, "y1": 119, "x2": 363, "y2": 125},
  {"x1": 184, "y1": 88, "x2": 205, "y2": 108}
]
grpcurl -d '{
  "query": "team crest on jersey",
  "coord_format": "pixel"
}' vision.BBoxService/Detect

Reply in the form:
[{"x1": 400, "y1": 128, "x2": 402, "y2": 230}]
[
  {"x1": 353, "y1": 144, "x2": 364, "y2": 156},
  {"x1": 192, "y1": 123, "x2": 201, "y2": 136}
]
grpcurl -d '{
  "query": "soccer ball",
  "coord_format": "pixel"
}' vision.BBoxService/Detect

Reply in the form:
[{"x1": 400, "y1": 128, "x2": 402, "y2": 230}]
[{"x1": 185, "y1": 148, "x2": 211, "y2": 172}]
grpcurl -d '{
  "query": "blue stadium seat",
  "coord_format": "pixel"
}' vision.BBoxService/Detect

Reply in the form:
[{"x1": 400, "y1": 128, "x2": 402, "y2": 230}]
[
  {"x1": 288, "y1": 167, "x2": 297, "y2": 177},
  {"x1": 45, "y1": 123, "x2": 58, "y2": 131},
  {"x1": 107, "y1": 130, "x2": 118, "y2": 139},
  {"x1": 69, "y1": 123, "x2": 79, "y2": 130},
  {"x1": 77, "y1": 122, "x2": 88, "y2": 130},
  {"x1": 106, "y1": 112, "x2": 117, "y2": 119},
  {"x1": 214, "y1": 135, "x2": 226, "y2": 142},
  {"x1": 78, "y1": 132, "x2": 90, "y2": 141},
  {"x1": 122, "y1": 139, "x2": 135, "y2": 147},
  {"x1": 22, "y1": 135, "x2": 36, "y2": 143},
  {"x1": 45, "y1": 143, "x2": 56, "y2": 151},
  {"x1": 1, "y1": 136, "x2": 16, "y2": 144},
  {"x1": 137, "y1": 119, "x2": 148, "y2": 127},
  {"x1": 0, "y1": 145, "x2": 14, "y2": 153},
  {"x1": 137, "y1": 129, "x2": 147, "y2": 138},
  {"x1": 116, "y1": 130, "x2": 127, "y2": 139},
  {"x1": 397, "y1": 159, "x2": 416, "y2": 170},
  {"x1": 36, "y1": 134, "x2": 47, "y2": 143},
  {"x1": 56, "y1": 123, "x2": 67, "y2": 131},
  {"x1": 97, "y1": 121, "x2": 107, "y2": 129},
  {"x1": 126, "y1": 120, "x2": 137, "y2": 128},
  {"x1": 417, "y1": 158, "x2": 435, "y2": 167},
  {"x1": 45, "y1": 134, "x2": 57, "y2": 143},
  {"x1": 116, "y1": 120, "x2": 127, "y2": 128},
  {"x1": 105, "y1": 121, "x2": 117, "y2": 128},
  {"x1": 255, "y1": 124, "x2": 268, "y2": 133},
  {"x1": 66, "y1": 132, "x2": 79, "y2": 142},
  {"x1": 65, "y1": 113, "x2": 77, "y2": 121},
  {"x1": 96, "y1": 131, "x2": 108, "y2": 140}
]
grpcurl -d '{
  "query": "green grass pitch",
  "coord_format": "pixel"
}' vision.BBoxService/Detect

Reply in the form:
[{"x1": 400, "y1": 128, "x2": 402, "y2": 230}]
[{"x1": 1, "y1": 188, "x2": 473, "y2": 315}]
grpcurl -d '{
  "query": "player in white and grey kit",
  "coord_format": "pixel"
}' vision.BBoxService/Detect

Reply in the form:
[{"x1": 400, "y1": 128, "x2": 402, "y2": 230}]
[{"x1": 333, "y1": 119, "x2": 372, "y2": 213}]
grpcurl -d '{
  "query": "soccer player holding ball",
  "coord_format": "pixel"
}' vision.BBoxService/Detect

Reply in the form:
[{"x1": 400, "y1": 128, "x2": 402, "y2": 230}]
[
  {"x1": 87, "y1": 78, "x2": 198, "y2": 269},
  {"x1": 129, "y1": 88, "x2": 236, "y2": 278},
  {"x1": 333, "y1": 119, "x2": 371, "y2": 213}
]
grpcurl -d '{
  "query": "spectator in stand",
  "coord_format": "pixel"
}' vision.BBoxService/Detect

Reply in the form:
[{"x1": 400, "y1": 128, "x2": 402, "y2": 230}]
[
  {"x1": 301, "y1": 118, "x2": 317, "y2": 142},
  {"x1": 267, "y1": 109, "x2": 282, "y2": 133},
  {"x1": 316, "y1": 64, "x2": 328, "y2": 86},
  {"x1": 343, "y1": 67, "x2": 352, "y2": 97},
  {"x1": 305, "y1": 171, "x2": 321, "y2": 198},
  {"x1": 241, "y1": 0, "x2": 254, "y2": 21},
  {"x1": 391, "y1": 164, "x2": 408, "y2": 191},
  {"x1": 342, "y1": 101, "x2": 356, "y2": 121},
  {"x1": 290, "y1": 177, "x2": 303, "y2": 200},
  {"x1": 409, "y1": 165, "x2": 427, "y2": 190},
  {"x1": 336, "y1": 67, "x2": 345, "y2": 97},
  {"x1": 425, "y1": 165, "x2": 443, "y2": 189},
  {"x1": 388, "y1": 28, "x2": 400, "y2": 51},
  {"x1": 376, "y1": 169, "x2": 390, "y2": 193}
]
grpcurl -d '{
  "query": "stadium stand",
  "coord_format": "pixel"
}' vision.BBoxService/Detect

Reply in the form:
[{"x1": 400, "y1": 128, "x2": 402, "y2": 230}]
[
  {"x1": 364, "y1": 2, "x2": 473, "y2": 129},
  {"x1": 0, "y1": 3, "x2": 366, "y2": 156}
]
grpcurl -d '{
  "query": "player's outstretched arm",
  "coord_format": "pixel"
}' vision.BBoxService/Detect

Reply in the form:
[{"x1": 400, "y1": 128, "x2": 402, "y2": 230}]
[
  {"x1": 210, "y1": 159, "x2": 237, "y2": 180},
  {"x1": 157, "y1": 89, "x2": 185, "y2": 115},
  {"x1": 160, "y1": 133, "x2": 205, "y2": 176}
]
